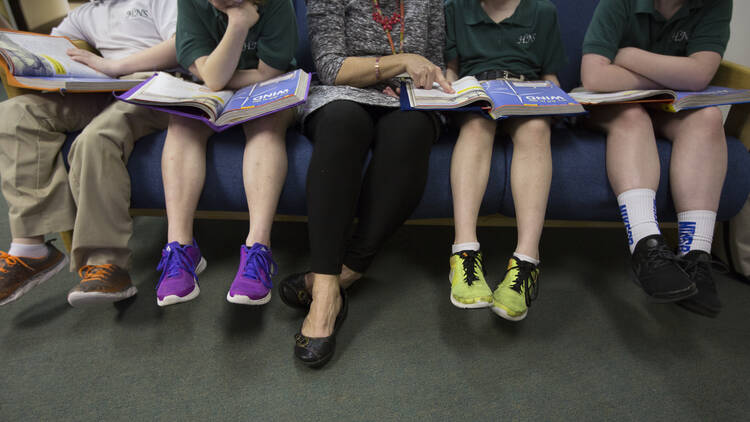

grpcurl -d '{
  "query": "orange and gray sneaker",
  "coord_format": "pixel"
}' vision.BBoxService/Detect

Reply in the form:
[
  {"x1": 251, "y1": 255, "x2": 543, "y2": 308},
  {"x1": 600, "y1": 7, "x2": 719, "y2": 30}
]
[
  {"x1": 67, "y1": 264, "x2": 138, "y2": 307},
  {"x1": 0, "y1": 242, "x2": 68, "y2": 306}
]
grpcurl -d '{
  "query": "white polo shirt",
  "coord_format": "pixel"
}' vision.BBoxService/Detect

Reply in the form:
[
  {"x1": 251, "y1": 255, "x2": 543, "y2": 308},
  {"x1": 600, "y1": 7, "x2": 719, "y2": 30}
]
[{"x1": 51, "y1": 0, "x2": 177, "y2": 60}]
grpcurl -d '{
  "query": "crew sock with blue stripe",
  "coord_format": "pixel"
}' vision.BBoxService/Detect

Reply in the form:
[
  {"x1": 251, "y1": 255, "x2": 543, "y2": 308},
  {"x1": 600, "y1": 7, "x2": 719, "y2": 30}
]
[
  {"x1": 617, "y1": 189, "x2": 661, "y2": 254},
  {"x1": 677, "y1": 210, "x2": 716, "y2": 256}
]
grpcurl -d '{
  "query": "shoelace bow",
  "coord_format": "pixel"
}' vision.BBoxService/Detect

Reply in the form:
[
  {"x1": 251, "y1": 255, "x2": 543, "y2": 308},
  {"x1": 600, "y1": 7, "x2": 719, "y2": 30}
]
[
  {"x1": 78, "y1": 264, "x2": 115, "y2": 282},
  {"x1": 0, "y1": 251, "x2": 33, "y2": 273},
  {"x1": 509, "y1": 261, "x2": 539, "y2": 307},
  {"x1": 156, "y1": 245, "x2": 197, "y2": 289},
  {"x1": 460, "y1": 251, "x2": 482, "y2": 286},
  {"x1": 243, "y1": 245, "x2": 278, "y2": 289}
]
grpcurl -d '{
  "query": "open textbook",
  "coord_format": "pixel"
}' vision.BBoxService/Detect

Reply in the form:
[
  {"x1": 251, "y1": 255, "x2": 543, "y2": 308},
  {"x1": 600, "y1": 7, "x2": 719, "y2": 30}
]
[
  {"x1": 569, "y1": 86, "x2": 750, "y2": 112},
  {"x1": 400, "y1": 76, "x2": 585, "y2": 119},
  {"x1": 0, "y1": 29, "x2": 142, "y2": 92},
  {"x1": 117, "y1": 69, "x2": 311, "y2": 132}
]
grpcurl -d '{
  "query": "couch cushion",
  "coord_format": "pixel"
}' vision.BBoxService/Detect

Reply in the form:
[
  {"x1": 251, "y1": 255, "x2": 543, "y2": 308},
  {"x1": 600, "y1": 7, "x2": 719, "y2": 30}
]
[
  {"x1": 498, "y1": 127, "x2": 750, "y2": 222},
  {"x1": 548, "y1": 0, "x2": 600, "y2": 92}
]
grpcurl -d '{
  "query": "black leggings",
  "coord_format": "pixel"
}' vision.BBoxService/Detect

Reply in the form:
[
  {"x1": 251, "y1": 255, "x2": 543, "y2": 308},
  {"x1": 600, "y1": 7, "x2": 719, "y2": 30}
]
[{"x1": 305, "y1": 100, "x2": 436, "y2": 274}]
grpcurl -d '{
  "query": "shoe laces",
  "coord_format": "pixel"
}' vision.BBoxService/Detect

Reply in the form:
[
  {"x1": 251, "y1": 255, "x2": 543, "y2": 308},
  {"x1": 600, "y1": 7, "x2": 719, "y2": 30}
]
[
  {"x1": 78, "y1": 264, "x2": 116, "y2": 282},
  {"x1": 156, "y1": 244, "x2": 197, "y2": 289},
  {"x1": 459, "y1": 250, "x2": 483, "y2": 286},
  {"x1": 680, "y1": 253, "x2": 727, "y2": 281},
  {"x1": 243, "y1": 244, "x2": 278, "y2": 289},
  {"x1": 644, "y1": 243, "x2": 681, "y2": 270},
  {"x1": 0, "y1": 251, "x2": 33, "y2": 273},
  {"x1": 508, "y1": 260, "x2": 539, "y2": 307}
]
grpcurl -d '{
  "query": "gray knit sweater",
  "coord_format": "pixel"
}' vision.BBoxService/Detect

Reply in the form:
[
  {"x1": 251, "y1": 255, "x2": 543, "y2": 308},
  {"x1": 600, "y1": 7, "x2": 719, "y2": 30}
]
[{"x1": 301, "y1": 0, "x2": 446, "y2": 121}]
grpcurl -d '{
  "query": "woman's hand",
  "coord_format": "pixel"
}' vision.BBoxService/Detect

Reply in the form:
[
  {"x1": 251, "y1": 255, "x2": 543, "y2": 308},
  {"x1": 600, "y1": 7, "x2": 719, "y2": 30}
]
[
  {"x1": 66, "y1": 48, "x2": 121, "y2": 77},
  {"x1": 403, "y1": 54, "x2": 453, "y2": 93}
]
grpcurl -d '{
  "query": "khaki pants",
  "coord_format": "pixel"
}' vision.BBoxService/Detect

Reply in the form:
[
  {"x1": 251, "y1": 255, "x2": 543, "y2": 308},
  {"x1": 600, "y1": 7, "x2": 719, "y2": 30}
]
[
  {"x1": 0, "y1": 92, "x2": 112, "y2": 239},
  {"x1": 68, "y1": 100, "x2": 168, "y2": 270},
  {"x1": 728, "y1": 195, "x2": 750, "y2": 277},
  {"x1": 0, "y1": 93, "x2": 168, "y2": 270}
]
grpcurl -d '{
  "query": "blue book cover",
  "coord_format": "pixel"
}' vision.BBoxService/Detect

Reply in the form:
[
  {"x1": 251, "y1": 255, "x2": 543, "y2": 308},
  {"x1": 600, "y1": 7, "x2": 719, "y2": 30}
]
[
  {"x1": 400, "y1": 76, "x2": 585, "y2": 119},
  {"x1": 117, "y1": 69, "x2": 311, "y2": 132}
]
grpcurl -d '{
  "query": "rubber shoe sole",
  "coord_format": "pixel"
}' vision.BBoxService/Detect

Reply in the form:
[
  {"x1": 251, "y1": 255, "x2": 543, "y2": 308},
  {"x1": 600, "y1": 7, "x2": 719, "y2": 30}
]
[
  {"x1": 68, "y1": 286, "x2": 138, "y2": 307},
  {"x1": 491, "y1": 303, "x2": 527, "y2": 321},
  {"x1": 226, "y1": 290, "x2": 271, "y2": 305},
  {"x1": 156, "y1": 257, "x2": 207, "y2": 307},
  {"x1": 0, "y1": 254, "x2": 68, "y2": 306},
  {"x1": 630, "y1": 270, "x2": 698, "y2": 303}
]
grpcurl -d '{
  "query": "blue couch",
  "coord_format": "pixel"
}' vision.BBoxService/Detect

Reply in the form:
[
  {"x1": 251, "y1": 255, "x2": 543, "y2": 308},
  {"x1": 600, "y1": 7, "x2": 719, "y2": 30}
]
[{"x1": 63, "y1": 0, "x2": 750, "y2": 224}]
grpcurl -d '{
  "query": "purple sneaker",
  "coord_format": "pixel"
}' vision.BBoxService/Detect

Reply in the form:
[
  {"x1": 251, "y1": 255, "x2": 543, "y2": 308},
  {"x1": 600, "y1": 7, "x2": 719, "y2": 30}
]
[
  {"x1": 226, "y1": 243, "x2": 277, "y2": 305},
  {"x1": 156, "y1": 240, "x2": 207, "y2": 307}
]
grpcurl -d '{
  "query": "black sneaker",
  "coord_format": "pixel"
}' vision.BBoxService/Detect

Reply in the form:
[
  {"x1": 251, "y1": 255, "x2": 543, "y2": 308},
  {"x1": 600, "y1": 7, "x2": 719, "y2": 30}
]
[
  {"x1": 631, "y1": 234, "x2": 697, "y2": 302},
  {"x1": 676, "y1": 250, "x2": 722, "y2": 318}
]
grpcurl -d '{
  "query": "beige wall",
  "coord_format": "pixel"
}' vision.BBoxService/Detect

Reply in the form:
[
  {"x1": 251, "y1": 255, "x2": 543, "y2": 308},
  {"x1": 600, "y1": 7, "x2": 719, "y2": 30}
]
[{"x1": 725, "y1": 1, "x2": 750, "y2": 67}]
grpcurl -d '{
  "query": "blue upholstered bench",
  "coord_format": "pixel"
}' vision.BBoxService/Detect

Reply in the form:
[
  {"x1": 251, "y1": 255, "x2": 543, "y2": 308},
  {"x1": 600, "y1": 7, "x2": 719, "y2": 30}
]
[{"x1": 57, "y1": 0, "x2": 750, "y2": 229}]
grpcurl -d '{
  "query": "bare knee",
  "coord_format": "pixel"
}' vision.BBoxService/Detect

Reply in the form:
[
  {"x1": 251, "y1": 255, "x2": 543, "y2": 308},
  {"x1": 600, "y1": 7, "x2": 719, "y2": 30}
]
[
  {"x1": 686, "y1": 106, "x2": 724, "y2": 137},
  {"x1": 458, "y1": 115, "x2": 496, "y2": 148},
  {"x1": 510, "y1": 118, "x2": 550, "y2": 146}
]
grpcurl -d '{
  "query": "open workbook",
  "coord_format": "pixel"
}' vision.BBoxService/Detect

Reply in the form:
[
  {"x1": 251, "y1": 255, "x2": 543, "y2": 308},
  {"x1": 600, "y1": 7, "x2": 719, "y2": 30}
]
[
  {"x1": 0, "y1": 29, "x2": 142, "y2": 92},
  {"x1": 117, "y1": 69, "x2": 311, "y2": 132},
  {"x1": 569, "y1": 86, "x2": 750, "y2": 112},
  {"x1": 400, "y1": 76, "x2": 585, "y2": 119}
]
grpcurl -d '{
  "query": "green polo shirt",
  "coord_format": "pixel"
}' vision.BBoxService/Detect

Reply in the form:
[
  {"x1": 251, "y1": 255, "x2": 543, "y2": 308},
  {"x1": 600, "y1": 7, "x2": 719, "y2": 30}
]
[
  {"x1": 176, "y1": 0, "x2": 297, "y2": 72},
  {"x1": 582, "y1": 0, "x2": 731, "y2": 61},
  {"x1": 445, "y1": 0, "x2": 567, "y2": 79}
]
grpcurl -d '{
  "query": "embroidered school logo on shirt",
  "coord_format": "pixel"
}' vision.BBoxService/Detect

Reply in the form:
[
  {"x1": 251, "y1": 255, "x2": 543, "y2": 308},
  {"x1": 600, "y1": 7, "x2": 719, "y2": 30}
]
[
  {"x1": 244, "y1": 40, "x2": 257, "y2": 52},
  {"x1": 517, "y1": 33, "x2": 536, "y2": 46},
  {"x1": 126, "y1": 8, "x2": 150, "y2": 18},
  {"x1": 672, "y1": 31, "x2": 689, "y2": 43}
]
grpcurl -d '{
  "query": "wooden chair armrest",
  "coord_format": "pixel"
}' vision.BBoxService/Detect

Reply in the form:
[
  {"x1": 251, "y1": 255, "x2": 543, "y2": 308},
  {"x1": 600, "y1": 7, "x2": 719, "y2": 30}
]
[{"x1": 712, "y1": 60, "x2": 750, "y2": 150}]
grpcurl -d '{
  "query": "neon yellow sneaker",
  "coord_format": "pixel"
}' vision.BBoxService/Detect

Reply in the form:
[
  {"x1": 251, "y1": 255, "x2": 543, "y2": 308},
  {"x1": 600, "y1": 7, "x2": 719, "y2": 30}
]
[
  {"x1": 449, "y1": 250, "x2": 493, "y2": 308},
  {"x1": 491, "y1": 257, "x2": 539, "y2": 321}
]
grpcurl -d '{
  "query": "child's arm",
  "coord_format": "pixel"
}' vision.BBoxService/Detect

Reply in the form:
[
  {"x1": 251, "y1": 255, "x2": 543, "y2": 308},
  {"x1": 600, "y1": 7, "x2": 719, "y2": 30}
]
[
  {"x1": 190, "y1": 1, "x2": 260, "y2": 91},
  {"x1": 581, "y1": 53, "x2": 661, "y2": 92},
  {"x1": 66, "y1": 37, "x2": 178, "y2": 78},
  {"x1": 612, "y1": 48, "x2": 722, "y2": 91},
  {"x1": 446, "y1": 58, "x2": 459, "y2": 83},
  {"x1": 222, "y1": 59, "x2": 285, "y2": 89},
  {"x1": 541, "y1": 74, "x2": 560, "y2": 87}
]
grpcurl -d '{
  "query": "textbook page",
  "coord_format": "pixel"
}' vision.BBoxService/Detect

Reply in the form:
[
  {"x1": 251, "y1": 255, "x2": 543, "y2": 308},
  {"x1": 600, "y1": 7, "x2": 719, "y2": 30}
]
[
  {"x1": 0, "y1": 31, "x2": 107, "y2": 78},
  {"x1": 124, "y1": 72, "x2": 234, "y2": 120}
]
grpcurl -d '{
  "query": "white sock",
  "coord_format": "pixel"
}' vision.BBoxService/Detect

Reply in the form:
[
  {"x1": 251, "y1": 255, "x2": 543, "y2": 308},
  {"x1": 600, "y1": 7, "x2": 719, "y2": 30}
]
[
  {"x1": 677, "y1": 210, "x2": 716, "y2": 256},
  {"x1": 452, "y1": 242, "x2": 480, "y2": 254},
  {"x1": 617, "y1": 189, "x2": 661, "y2": 254},
  {"x1": 513, "y1": 253, "x2": 540, "y2": 266},
  {"x1": 8, "y1": 242, "x2": 49, "y2": 258}
]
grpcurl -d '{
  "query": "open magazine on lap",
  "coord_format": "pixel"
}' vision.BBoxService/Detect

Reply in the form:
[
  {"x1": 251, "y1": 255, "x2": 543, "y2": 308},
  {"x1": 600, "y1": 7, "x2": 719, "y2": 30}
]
[
  {"x1": 117, "y1": 69, "x2": 311, "y2": 132},
  {"x1": 569, "y1": 85, "x2": 750, "y2": 112},
  {"x1": 401, "y1": 76, "x2": 585, "y2": 119},
  {"x1": 0, "y1": 28, "x2": 142, "y2": 92}
]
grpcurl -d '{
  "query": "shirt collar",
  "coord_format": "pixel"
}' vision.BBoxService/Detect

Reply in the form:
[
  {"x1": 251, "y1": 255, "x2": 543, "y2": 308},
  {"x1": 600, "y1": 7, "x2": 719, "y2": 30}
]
[
  {"x1": 634, "y1": 0, "x2": 704, "y2": 20},
  {"x1": 464, "y1": 0, "x2": 536, "y2": 28}
]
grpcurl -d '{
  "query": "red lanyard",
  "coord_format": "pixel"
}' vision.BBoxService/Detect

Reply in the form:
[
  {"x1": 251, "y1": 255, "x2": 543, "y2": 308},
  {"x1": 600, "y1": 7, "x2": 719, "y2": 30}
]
[{"x1": 372, "y1": 0, "x2": 405, "y2": 54}]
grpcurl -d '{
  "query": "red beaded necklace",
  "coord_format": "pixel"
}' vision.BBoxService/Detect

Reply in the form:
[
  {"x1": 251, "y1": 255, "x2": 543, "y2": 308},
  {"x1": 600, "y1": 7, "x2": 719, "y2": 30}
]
[{"x1": 372, "y1": 0, "x2": 405, "y2": 54}]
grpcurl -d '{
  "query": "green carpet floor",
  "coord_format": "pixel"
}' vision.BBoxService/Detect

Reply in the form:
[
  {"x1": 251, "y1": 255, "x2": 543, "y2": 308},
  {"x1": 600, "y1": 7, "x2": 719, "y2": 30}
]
[{"x1": 1, "y1": 208, "x2": 749, "y2": 420}]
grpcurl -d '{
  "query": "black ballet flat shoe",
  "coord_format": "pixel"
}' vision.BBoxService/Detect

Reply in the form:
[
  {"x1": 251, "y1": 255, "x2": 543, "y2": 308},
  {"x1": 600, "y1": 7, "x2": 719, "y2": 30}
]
[
  {"x1": 294, "y1": 288, "x2": 348, "y2": 368},
  {"x1": 279, "y1": 272, "x2": 312, "y2": 310}
]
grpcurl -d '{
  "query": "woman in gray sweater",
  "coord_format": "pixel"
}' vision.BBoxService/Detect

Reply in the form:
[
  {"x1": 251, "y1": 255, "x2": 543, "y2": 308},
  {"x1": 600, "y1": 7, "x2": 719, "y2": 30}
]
[{"x1": 280, "y1": 0, "x2": 449, "y2": 367}]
